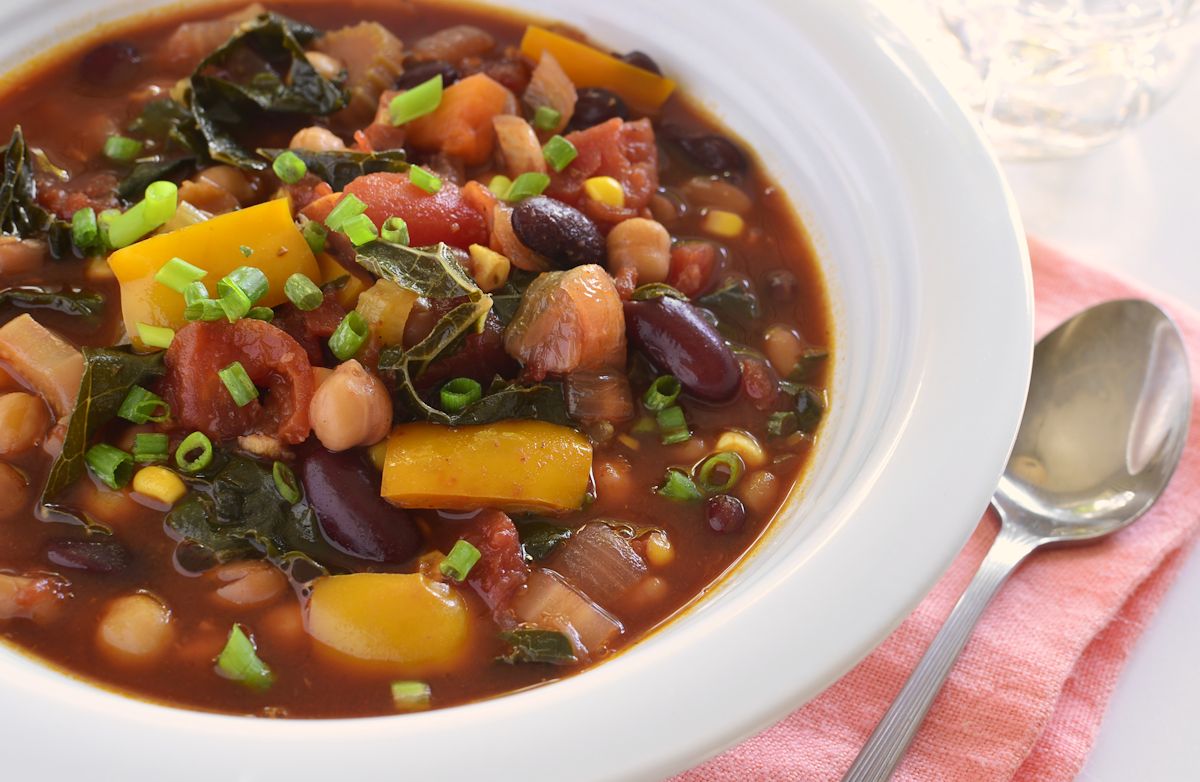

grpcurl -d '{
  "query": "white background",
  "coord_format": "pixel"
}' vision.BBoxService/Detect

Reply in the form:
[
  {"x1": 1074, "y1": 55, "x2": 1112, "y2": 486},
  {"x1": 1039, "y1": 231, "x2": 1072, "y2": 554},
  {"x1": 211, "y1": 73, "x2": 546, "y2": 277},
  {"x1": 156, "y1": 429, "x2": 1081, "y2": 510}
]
[{"x1": 1003, "y1": 62, "x2": 1200, "y2": 782}]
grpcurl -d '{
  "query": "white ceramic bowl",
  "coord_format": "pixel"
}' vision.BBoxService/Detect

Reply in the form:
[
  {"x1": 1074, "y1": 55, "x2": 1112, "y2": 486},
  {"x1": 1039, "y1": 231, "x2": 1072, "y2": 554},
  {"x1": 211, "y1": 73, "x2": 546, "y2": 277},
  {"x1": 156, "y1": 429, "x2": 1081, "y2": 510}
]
[{"x1": 0, "y1": 1, "x2": 1032, "y2": 779}]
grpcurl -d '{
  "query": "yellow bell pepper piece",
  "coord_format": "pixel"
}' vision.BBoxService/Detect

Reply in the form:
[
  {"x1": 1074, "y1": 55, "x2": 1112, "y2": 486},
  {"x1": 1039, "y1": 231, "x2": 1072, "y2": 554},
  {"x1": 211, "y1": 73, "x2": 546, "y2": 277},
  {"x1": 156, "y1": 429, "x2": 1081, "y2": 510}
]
[
  {"x1": 317, "y1": 251, "x2": 368, "y2": 310},
  {"x1": 107, "y1": 199, "x2": 318, "y2": 345},
  {"x1": 520, "y1": 26, "x2": 676, "y2": 113},
  {"x1": 381, "y1": 420, "x2": 593, "y2": 513},
  {"x1": 307, "y1": 573, "x2": 471, "y2": 675}
]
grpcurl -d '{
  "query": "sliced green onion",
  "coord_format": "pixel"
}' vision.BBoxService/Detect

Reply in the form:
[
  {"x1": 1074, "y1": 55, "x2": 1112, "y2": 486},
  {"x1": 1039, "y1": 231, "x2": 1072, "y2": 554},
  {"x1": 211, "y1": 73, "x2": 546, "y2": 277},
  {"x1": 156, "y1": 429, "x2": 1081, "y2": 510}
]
[
  {"x1": 341, "y1": 212, "x2": 379, "y2": 246},
  {"x1": 284, "y1": 273, "x2": 323, "y2": 311},
  {"x1": 657, "y1": 467, "x2": 701, "y2": 501},
  {"x1": 247, "y1": 306, "x2": 274, "y2": 322},
  {"x1": 391, "y1": 680, "x2": 431, "y2": 711},
  {"x1": 532, "y1": 105, "x2": 561, "y2": 132},
  {"x1": 656, "y1": 405, "x2": 690, "y2": 445},
  {"x1": 239, "y1": 245, "x2": 253, "y2": 258},
  {"x1": 488, "y1": 174, "x2": 513, "y2": 198},
  {"x1": 389, "y1": 74, "x2": 443, "y2": 125},
  {"x1": 103, "y1": 134, "x2": 143, "y2": 162},
  {"x1": 85, "y1": 444, "x2": 134, "y2": 490},
  {"x1": 71, "y1": 207, "x2": 99, "y2": 252},
  {"x1": 695, "y1": 451, "x2": 745, "y2": 494},
  {"x1": 217, "y1": 284, "x2": 251, "y2": 322},
  {"x1": 273, "y1": 461, "x2": 301, "y2": 504},
  {"x1": 182, "y1": 280, "x2": 209, "y2": 306},
  {"x1": 175, "y1": 431, "x2": 213, "y2": 473},
  {"x1": 439, "y1": 377, "x2": 482, "y2": 413},
  {"x1": 154, "y1": 256, "x2": 206, "y2": 293},
  {"x1": 218, "y1": 361, "x2": 259, "y2": 407},
  {"x1": 381, "y1": 216, "x2": 410, "y2": 245},
  {"x1": 272, "y1": 150, "x2": 308, "y2": 184},
  {"x1": 136, "y1": 322, "x2": 175, "y2": 350},
  {"x1": 767, "y1": 410, "x2": 798, "y2": 437},
  {"x1": 96, "y1": 208, "x2": 120, "y2": 249},
  {"x1": 439, "y1": 539, "x2": 482, "y2": 582},
  {"x1": 542, "y1": 135, "x2": 577, "y2": 173},
  {"x1": 107, "y1": 180, "x2": 178, "y2": 249},
  {"x1": 328, "y1": 311, "x2": 368, "y2": 361},
  {"x1": 301, "y1": 220, "x2": 327, "y2": 254},
  {"x1": 184, "y1": 299, "x2": 224, "y2": 322},
  {"x1": 216, "y1": 624, "x2": 274, "y2": 692},
  {"x1": 132, "y1": 433, "x2": 170, "y2": 464},
  {"x1": 216, "y1": 266, "x2": 268, "y2": 322},
  {"x1": 504, "y1": 172, "x2": 551, "y2": 202},
  {"x1": 409, "y1": 165, "x2": 442, "y2": 194},
  {"x1": 643, "y1": 375, "x2": 681, "y2": 412},
  {"x1": 324, "y1": 193, "x2": 367, "y2": 232},
  {"x1": 630, "y1": 415, "x2": 657, "y2": 435},
  {"x1": 117, "y1": 385, "x2": 171, "y2": 425}
]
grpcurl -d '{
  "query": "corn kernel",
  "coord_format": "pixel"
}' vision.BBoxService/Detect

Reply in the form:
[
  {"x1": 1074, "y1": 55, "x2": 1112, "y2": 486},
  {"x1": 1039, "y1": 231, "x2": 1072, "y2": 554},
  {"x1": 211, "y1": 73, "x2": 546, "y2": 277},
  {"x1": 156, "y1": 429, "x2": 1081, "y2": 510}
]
[
  {"x1": 616, "y1": 434, "x2": 640, "y2": 451},
  {"x1": 715, "y1": 429, "x2": 767, "y2": 469},
  {"x1": 645, "y1": 531, "x2": 674, "y2": 568},
  {"x1": 583, "y1": 176, "x2": 625, "y2": 209},
  {"x1": 468, "y1": 244, "x2": 512, "y2": 293},
  {"x1": 367, "y1": 438, "x2": 390, "y2": 472},
  {"x1": 701, "y1": 209, "x2": 745, "y2": 239},
  {"x1": 132, "y1": 466, "x2": 187, "y2": 506}
]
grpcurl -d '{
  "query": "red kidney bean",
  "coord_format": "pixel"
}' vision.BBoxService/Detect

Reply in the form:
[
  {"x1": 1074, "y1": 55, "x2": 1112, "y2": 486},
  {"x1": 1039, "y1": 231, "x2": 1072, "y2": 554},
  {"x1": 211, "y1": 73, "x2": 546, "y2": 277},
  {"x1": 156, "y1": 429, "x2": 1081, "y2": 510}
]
[
  {"x1": 623, "y1": 296, "x2": 742, "y2": 402},
  {"x1": 299, "y1": 447, "x2": 420, "y2": 564},
  {"x1": 511, "y1": 196, "x2": 605, "y2": 269},
  {"x1": 78, "y1": 42, "x2": 142, "y2": 92},
  {"x1": 45, "y1": 538, "x2": 130, "y2": 573},
  {"x1": 706, "y1": 494, "x2": 746, "y2": 533},
  {"x1": 396, "y1": 60, "x2": 460, "y2": 91}
]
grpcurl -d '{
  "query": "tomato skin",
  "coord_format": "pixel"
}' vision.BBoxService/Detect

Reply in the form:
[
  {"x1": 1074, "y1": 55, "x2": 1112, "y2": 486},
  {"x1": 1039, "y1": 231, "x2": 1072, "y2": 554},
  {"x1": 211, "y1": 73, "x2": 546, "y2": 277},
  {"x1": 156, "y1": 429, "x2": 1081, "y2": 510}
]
[
  {"x1": 461, "y1": 509, "x2": 528, "y2": 618},
  {"x1": 163, "y1": 320, "x2": 315, "y2": 444},
  {"x1": 343, "y1": 173, "x2": 489, "y2": 249},
  {"x1": 547, "y1": 117, "x2": 658, "y2": 226}
]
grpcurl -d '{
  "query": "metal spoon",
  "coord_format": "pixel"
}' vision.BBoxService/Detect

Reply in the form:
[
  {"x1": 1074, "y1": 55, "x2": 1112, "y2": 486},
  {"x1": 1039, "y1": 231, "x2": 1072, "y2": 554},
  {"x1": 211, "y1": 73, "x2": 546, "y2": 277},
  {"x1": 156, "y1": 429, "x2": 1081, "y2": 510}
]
[{"x1": 843, "y1": 299, "x2": 1191, "y2": 781}]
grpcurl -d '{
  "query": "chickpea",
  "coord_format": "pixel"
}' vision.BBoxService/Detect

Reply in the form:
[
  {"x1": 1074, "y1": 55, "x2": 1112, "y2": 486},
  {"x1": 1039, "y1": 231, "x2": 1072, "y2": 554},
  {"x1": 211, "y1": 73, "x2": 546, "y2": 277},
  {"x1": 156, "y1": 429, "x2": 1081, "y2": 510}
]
[
  {"x1": 740, "y1": 470, "x2": 781, "y2": 516},
  {"x1": 0, "y1": 392, "x2": 49, "y2": 456},
  {"x1": 260, "y1": 602, "x2": 306, "y2": 648},
  {"x1": 305, "y1": 50, "x2": 345, "y2": 82},
  {"x1": 196, "y1": 165, "x2": 256, "y2": 206},
  {"x1": 309, "y1": 360, "x2": 393, "y2": 452},
  {"x1": 592, "y1": 453, "x2": 634, "y2": 506},
  {"x1": 96, "y1": 593, "x2": 174, "y2": 667},
  {"x1": 681, "y1": 176, "x2": 752, "y2": 214},
  {"x1": 210, "y1": 560, "x2": 287, "y2": 609},
  {"x1": 0, "y1": 463, "x2": 28, "y2": 521},
  {"x1": 0, "y1": 572, "x2": 65, "y2": 623},
  {"x1": 290, "y1": 125, "x2": 346, "y2": 153},
  {"x1": 76, "y1": 481, "x2": 140, "y2": 527},
  {"x1": 763, "y1": 324, "x2": 805, "y2": 376},
  {"x1": 607, "y1": 218, "x2": 671, "y2": 286}
]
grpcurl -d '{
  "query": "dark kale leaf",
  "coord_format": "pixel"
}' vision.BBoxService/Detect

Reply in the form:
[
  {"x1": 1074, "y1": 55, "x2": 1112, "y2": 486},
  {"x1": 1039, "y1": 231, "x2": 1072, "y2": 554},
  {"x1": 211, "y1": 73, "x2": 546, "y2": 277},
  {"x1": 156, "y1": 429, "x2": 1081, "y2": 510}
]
[
  {"x1": 786, "y1": 347, "x2": 829, "y2": 382},
  {"x1": 489, "y1": 268, "x2": 539, "y2": 327},
  {"x1": 117, "y1": 157, "x2": 196, "y2": 202},
  {"x1": 454, "y1": 381, "x2": 572, "y2": 427},
  {"x1": 0, "y1": 126, "x2": 73, "y2": 258},
  {"x1": 498, "y1": 628, "x2": 577, "y2": 665},
  {"x1": 258, "y1": 147, "x2": 407, "y2": 191},
  {"x1": 514, "y1": 518, "x2": 574, "y2": 562},
  {"x1": 188, "y1": 14, "x2": 347, "y2": 170},
  {"x1": 40, "y1": 348, "x2": 165, "y2": 527},
  {"x1": 0, "y1": 285, "x2": 104, "y2": 319},
  {"x1": 698, "y1": 275, "x2": 761, "y2": 321},
  {"x1": 355, "y1": 241, "x2": 480, "y2": 300},
  {"x1": 164, "y1": 453, "x2": 334, "y2": 578}
]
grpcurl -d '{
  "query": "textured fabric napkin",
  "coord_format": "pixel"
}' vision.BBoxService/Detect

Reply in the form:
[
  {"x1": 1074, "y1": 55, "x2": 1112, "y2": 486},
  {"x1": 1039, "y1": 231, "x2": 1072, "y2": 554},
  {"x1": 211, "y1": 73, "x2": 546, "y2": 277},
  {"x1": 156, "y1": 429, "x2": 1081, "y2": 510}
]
[{"x1": 676, "y1": 240, "x2": 1200, "y2": 781}]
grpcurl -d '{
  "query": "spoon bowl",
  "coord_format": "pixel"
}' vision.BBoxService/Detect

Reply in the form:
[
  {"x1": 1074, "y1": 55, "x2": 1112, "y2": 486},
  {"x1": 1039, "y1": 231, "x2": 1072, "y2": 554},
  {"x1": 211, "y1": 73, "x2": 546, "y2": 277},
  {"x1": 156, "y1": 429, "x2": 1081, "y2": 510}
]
[
  {"x1": 845, "y1": 298, "x2": 1191, "y2": 781},
  {"x1": 996, "y1": 299, "x2": 1191, "y2": 542}
]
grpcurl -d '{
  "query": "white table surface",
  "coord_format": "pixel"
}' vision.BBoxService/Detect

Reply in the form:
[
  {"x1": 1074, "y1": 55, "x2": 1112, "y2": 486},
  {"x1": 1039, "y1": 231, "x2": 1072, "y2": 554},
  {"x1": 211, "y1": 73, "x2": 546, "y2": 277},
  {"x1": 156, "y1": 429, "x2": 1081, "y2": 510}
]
[{"x1": 1003, "y1": 65, "x2": 1200, "y2": 782}]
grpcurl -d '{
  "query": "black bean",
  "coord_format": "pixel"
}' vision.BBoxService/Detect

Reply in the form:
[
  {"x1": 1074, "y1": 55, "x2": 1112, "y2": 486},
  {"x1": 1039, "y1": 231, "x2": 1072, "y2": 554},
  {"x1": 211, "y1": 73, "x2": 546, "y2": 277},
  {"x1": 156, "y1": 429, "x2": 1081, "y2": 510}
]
[
  {"x1": 623, "y1": 296, "x2": 742, "y2": 402},
  {"x1": 78, "y1": 42, "x2": 142, "y2": 92},
  {"x1": 396, "y1": 60, "x2": 460, "y2": 91},
  {"x1": 670, "y1": 133, "x2": 748, "y2": 177},
  {"x1": 617, "y1": 50, "x2": 662, "y2": 75},
  {"x1": 706, "y1": 494, "x2": 746, "y2": 534},
  {"x1": 45, "y1": 538, "x2": 130, "y2": 573},
  {"x1": 300, "y1": 447, "x2": 421, "y2": 564},
  {"x1": 568, "y1": 88, "x2": 629, "y2": 131},
  {"x1": 511, "y1": 196, "x2": 605, "y2": 268}
]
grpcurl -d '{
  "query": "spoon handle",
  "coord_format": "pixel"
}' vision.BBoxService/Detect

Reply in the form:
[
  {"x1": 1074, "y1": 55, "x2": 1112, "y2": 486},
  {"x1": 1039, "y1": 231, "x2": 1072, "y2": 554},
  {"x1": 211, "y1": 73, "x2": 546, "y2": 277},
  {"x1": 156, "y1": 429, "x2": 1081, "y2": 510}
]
[{"x1": 841, "y1": 521, "x2": 1041, "y2": 782}]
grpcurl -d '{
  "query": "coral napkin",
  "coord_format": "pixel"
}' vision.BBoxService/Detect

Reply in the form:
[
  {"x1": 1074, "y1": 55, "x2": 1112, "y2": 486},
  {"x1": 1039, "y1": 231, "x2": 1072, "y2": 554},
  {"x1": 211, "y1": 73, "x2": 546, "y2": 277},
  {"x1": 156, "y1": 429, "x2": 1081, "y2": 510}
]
[{"x1": 676, "y1": 240, "x2": 1200, "y2": 781}]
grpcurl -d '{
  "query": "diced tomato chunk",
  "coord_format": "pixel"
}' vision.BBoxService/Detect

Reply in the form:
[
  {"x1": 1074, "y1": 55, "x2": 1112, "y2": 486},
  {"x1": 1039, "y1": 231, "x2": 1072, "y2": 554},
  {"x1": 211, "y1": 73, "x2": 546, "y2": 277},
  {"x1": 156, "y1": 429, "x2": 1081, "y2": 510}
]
[
  {"x1": 328, "y1": 173, "x2": 488, "y2": 249},
  {"x1": 163, "y1": 320, "x2": 315, "y2": 444},
  {"x1": 668, "y1": 241, "x2": 717, "y2": 297},
  {"x1": 547, "y1": 117, "x2": 658, "y2": 226},
  {"x1": 273, "y1": 292, "x2": 347, "y2": 365},
  {"x1": 460, "y1": 509, "x2": 529, "y2": 619}
]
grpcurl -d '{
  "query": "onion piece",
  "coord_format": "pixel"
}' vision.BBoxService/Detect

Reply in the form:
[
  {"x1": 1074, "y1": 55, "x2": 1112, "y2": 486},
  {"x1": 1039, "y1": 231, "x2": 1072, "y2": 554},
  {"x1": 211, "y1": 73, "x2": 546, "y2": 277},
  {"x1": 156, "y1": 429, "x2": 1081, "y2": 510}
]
[
  {"x1": 512, "y1": 567, "x2": 622, "y2": 658},
  {"x1": 565, "y1": 372, "x2": 634, "y2": 423},
  {"x1": 549, "y1": 523, "x2": 646, "y2": 608},
  {"x1": 0, "y1": 315, "x2": 83, "y2": 420},
  {"x1": 491, "y1": 203, "x2": 551, "y2": 271},
  {"x1": 523, "y1": 52, "x2": 576, "y2": 134},
  {"x1": 493, "y1": 115, "x2": 548, "y2": 177}
]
